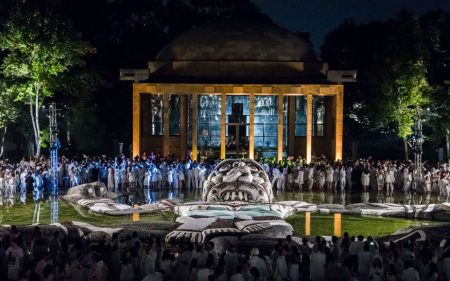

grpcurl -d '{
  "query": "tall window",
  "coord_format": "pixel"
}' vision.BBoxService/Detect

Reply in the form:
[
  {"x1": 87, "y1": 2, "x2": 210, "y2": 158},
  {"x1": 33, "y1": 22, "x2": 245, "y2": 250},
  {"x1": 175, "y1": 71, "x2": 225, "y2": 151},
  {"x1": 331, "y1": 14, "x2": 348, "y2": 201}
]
[
  {"x1": 150, "y1": 95, "x2": 163, "y2": 136},
  {"x1": 169, "y1": 95, "x2": 180, "y2": 135},
  {"x1": 198, "y1": 95, "x2": 221, "y2": 149},
  {"x1": 283, "y1": 96, "x2": 288, "y2": 157},
  {"x1": 313, "y1": 96, "x2": 325, "y2": 136},
  {"x1": 254, "y1": 96, "x2": 278, "y2": 157},
  {"x1": 187, "y1": 96, "x2": 192, "y2": 147},
  {"x1": 295, "y1": 96, "x2": 307, "y2": 136}
]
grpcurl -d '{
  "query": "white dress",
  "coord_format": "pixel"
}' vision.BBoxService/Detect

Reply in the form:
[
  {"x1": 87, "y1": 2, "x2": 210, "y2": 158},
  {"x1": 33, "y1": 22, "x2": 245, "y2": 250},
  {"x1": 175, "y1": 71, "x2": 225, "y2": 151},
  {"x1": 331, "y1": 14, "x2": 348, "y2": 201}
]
[
  {"x1": 339, "y1": 169, "x2": 346, "y2": 188},
  {"x1": 325, "y1": 169, "x2": 333, "y2": 183},
  {"x1": 310, "y1": 251, "x2": 326, "y2": 281},
  {"x1": 107, "y1": 168, "x2": 114, "y2": 190},
  {"x1": 296, "y1": 170, "x2": 304, "y2": 186},
  {"x1": 361, "y1": 172, "x2": 370, "y2": 186},
  {"x1": 403, "y1": 171, "x2": 412, "y2": 191}
]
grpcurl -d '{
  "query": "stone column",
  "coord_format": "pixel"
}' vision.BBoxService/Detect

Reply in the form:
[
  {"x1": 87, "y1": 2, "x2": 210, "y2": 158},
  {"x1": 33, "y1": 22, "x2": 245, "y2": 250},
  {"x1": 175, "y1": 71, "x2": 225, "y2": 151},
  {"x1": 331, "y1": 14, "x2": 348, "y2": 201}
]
[
  {"x1": 221, "y1": 93, "x2": 226, "y2": 160},
  {"x1": 249, "y1": 93, "x2": 255, "y2": 160},
  {"x1": 335, "y1": 87, "x2": 344, "y2": 161},
  {"x1": 306, "y1": 94, "x2": 313, "y2": 163},
  {"x1": 132, "y1": 84, "x2": 141, "y2": 157},
  {"x1": 192, "y1": 94, "x2": 198, "y2": 161},
  {"x1": 277, "y1": 93, "x2": 284, "y2": 161},
  {"x1": 163, "y1": 93, "x2": 169, "y2": 157}
]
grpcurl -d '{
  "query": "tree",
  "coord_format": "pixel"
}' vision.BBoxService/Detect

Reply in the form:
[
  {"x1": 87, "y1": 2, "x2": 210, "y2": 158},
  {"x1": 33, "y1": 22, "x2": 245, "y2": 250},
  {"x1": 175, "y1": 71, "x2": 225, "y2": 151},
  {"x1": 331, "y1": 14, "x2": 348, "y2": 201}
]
[
  {"x1": 368, "y1": 11, "x2": 431, "y2": 160},
  {"x1": 0, "y1": 81, "x2": 20, "y2": 157},
  {"x1": 420, "y1": 10, "x2": 450, "y2": 159},
  {"x1": 0, "y1": 7, "x2": 94, "y2": 158},
  {"x1": 321, "y1": 10, "x2": 431, "y2": 160},
  {"x1": 376, "y1": 60, "x2": 430, "y2": 160}
]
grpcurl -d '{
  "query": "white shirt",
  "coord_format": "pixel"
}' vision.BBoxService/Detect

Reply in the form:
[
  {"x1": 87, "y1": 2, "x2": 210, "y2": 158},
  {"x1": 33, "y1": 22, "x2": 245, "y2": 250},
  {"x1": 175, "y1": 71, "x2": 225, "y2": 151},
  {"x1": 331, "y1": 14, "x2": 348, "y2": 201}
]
[{"x1": 402, "y1": 267, "x2": 420, "y2": 281}]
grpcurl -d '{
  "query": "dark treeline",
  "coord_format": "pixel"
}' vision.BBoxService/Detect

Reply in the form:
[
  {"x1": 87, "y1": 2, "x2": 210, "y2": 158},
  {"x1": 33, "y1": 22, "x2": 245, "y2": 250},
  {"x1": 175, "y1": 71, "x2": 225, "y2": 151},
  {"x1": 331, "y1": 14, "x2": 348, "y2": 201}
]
[{"x1": 0, "y1": 0, "x2": 449, "y2": 162}]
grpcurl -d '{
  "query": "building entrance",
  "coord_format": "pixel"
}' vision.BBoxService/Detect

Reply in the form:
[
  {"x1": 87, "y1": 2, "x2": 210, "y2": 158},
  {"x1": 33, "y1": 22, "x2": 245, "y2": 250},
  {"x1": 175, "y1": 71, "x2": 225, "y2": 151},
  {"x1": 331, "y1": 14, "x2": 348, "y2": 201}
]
[{"x1": 226, "y1": 101, "x2": 249, "y2": 158}]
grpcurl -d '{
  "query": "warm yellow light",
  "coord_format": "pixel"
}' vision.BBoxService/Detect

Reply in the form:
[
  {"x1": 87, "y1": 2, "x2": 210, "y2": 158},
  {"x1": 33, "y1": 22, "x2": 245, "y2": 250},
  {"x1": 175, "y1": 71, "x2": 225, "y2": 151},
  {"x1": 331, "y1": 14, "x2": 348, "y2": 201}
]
[
  {"x1": 305, "y1": 212, "x2": 311, "y2": 236},
  {"x1": 132, "y1": 204, "x2": 140, "y2": 222},
  {"x1": 334, "y1": 213, "x2": 342, "y2": 237}
]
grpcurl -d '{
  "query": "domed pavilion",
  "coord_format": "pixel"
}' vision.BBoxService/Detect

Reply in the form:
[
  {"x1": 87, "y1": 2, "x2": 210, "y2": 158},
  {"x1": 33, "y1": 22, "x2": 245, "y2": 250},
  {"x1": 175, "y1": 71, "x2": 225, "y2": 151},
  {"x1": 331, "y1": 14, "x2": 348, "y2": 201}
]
[{"x1": 129, "y1": 21, "x2": 345, "y2": 161}]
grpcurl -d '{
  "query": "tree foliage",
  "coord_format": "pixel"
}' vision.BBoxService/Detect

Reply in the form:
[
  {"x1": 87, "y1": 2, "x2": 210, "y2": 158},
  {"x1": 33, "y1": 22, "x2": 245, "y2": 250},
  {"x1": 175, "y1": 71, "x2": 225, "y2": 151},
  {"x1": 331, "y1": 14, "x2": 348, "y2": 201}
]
[
  {"x1": 321, "y1": 10, "x2": 434, "y2": 158},
  {"x1": 0, "y1": 81, "x2": 20, "y2": 129},
  {"x1": 0, "y1": 6, "x2": 95, "y2": 157},
  {"x1": 374, "y1": 60, "x2": 430, "y2": 140}
]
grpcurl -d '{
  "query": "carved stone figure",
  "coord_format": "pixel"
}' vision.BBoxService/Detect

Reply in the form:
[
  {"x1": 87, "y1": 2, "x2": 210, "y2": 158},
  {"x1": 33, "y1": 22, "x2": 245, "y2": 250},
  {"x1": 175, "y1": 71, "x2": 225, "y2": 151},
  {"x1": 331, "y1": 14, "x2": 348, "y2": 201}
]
[{"x1": 202, "y1": 159, "x2": 273, "y2": 203}]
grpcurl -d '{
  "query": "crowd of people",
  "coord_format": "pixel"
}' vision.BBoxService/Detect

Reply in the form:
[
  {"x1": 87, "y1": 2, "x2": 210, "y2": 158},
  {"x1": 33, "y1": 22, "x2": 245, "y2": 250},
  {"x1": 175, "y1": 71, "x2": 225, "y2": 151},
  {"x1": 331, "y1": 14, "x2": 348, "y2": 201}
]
[
  {"x1": 0, "y1": 224, "x2": 449, "y2": 281},
  {"x1": 0, "y1": 153, "x2": 450, "y2": 205}
]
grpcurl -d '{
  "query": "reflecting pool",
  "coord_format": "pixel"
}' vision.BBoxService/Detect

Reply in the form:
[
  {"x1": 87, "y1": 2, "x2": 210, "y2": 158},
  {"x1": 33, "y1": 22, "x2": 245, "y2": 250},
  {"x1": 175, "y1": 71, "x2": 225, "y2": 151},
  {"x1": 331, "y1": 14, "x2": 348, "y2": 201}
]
[
  {"x1": 120, "y1": 188, "x2": 449, "y2": 206},
  {"x1": 0, "y1": 189, "x2": 448, "y2": 238}
]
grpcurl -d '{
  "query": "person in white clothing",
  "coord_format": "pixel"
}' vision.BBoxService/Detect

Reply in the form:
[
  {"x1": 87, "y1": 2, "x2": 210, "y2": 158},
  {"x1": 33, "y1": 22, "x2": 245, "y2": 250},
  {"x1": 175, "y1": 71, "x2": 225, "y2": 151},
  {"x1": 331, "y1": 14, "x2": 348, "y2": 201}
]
[
  {"x1": 271, "y1": 166, "x2": 282, "y2": 190},
  {"x1": 333, "y1": 167, "x2": 339, "y2": 190},
  {"x1": 368, "y1": 256, "x2": 384, "y2": 281},
  {"x1": 401, "y1": 260, "x2": 420, "y2": 281},
  {"x1": 6, "y1": 239, "x2": 24, "y2": 281},
  {"x1": 142, "y1": 243, "x2": 157, "y2": 276},
  {"x1": 295, "y1": 167, "x2": 304, "y2": 190},
  {"x1": 107, "y1": 167, "x2": 114, "y2": 192},
  {"x1": 310, "y1": 244, "x2": 326, "y2": 281},
  {"x1": 307, "y1": 165, "x2": 314, "y2": 190},
  {"x1": 325, "y1": 166, "x2": 333, "y2": 191},
  {"x1": 385, "y1": 166, "x2": 395, "y2": 195},
  {"x1": 275, "y1": 247, "x2": 288, "y2": 281},
  {"x1": 249, "y1": 248, "x2": 268, "y2": 280},
  {"x1": 423, "y1": 170, "x2": 432, "y2": 194},
  {"x1": 346, "y1": 166, "x2": 353, "y2": 190},
  {"x1": 403, "y1": 168, "x2": 413, "y2": 192},
  {"x1": 376, "y1": 167, "x2": 385, "y2": 191},
  {"x1": 361, "y1": 168, "x2": 370, "y2": 192},
  {"x1": 339, "y1": 166, "x2": 346, "y2": 190}
]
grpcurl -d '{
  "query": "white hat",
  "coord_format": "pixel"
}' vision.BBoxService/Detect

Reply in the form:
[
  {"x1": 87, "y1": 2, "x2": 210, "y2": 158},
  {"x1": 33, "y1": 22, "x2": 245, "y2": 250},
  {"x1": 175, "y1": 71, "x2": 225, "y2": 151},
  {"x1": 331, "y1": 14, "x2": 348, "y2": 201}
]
[{"x1": 251, "y1": 248, "x2": 259, "y2": 256}]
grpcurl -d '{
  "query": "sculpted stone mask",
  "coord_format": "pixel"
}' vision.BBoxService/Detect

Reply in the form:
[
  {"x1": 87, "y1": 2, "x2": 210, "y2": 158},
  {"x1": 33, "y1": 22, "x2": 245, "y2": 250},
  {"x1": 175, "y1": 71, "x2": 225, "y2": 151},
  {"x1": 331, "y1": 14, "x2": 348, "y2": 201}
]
[{"x1": 202, "y1": 159, "x2": 273, "y2": 203}]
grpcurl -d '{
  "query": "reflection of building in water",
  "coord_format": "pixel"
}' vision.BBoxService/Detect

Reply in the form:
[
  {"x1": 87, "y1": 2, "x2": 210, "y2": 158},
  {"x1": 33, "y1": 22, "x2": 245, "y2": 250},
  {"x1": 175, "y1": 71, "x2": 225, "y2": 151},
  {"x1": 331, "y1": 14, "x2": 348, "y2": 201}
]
[{"x1": 130, "y1": 21, "x2": 345, "y2": 161}]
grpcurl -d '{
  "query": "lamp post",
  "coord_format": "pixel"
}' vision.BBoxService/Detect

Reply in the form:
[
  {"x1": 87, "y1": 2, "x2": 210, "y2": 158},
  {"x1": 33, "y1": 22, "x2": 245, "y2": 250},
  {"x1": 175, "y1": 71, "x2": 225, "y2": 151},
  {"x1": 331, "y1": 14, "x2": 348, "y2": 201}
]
[{"x1": 48, "y1": 103, "x2": 61, "y2": 223}]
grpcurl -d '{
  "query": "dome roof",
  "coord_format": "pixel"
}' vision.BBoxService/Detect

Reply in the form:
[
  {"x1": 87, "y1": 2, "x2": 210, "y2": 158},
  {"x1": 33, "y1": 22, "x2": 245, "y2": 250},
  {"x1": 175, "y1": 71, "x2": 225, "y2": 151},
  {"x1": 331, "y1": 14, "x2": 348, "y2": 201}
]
[
  {"x1": 148, "y1": 21, "x2": 327, "y2": 83},
  {"x1": 155, "y1": 21, "x2": 318, "y2": 62}
]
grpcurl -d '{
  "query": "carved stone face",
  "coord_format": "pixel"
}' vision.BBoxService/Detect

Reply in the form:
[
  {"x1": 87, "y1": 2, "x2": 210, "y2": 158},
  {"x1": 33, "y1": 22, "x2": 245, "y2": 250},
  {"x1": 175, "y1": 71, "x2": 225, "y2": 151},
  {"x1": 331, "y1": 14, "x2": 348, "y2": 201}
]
[{"x1": 202, "y1": 159, "x2": 273, "y2": 203}]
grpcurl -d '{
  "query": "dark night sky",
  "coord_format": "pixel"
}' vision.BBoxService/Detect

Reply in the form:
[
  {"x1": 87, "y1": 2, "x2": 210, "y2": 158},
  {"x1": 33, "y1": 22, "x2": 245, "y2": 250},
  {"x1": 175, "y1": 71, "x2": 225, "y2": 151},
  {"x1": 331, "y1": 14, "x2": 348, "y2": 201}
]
[{"x1": 252, "y1": 0, "x2": 450, "y2": 53}]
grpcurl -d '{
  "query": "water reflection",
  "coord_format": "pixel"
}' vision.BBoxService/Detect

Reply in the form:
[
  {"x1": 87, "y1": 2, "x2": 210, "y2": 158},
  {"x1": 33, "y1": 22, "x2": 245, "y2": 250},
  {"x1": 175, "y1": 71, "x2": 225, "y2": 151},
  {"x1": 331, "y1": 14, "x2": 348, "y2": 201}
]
[{"x1": 118, "y1": 188, "x2": 449, "y2": 206}]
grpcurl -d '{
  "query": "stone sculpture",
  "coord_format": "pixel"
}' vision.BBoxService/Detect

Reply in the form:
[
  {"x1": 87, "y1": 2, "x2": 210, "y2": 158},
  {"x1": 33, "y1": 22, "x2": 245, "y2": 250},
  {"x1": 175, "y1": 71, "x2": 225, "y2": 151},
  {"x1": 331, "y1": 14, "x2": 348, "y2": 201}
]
[{"x1": 202, "y1": 159, "x2": 273, "y2": 203}]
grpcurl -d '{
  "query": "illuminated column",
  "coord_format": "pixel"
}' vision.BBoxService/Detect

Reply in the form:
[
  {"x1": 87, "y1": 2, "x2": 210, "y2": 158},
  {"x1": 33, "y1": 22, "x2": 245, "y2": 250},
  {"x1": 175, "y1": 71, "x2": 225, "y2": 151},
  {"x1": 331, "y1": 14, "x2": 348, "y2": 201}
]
[
  {"x1": 249, "y1": 93, "x2": 255, "y2": 159},
  {"x1": 163, "y1": 93, "x2": 170, "y2": 157},
  {"x1": 221, "y1": 93, "x2": 226, "y2": 159},
  {"x1": 132, "y1": 204, "x2": 140, "y2": 222},
  {"x1": 180, "y1": 95, "x2": 187, "y2": 158},
  {"x1": 192, "y1": 94, "x2": 198, "y2": 161},
  {"x1": 335, "y1": 87, "x2": 344, "y2": 161},
  {"x1": 277, "y1": 93, "x2": 284, "y2": 161},
  {"x1": 306, "y1": 94, "x2": 313, "y2": 163},
  {"x1": 132, "y1": 84, "x2": 141, "y2": 157},
  {"x1": 305, "y1": 212, "x2": 311, "y2": 236},
  {"x1": 334, "y1": 213, "x2": 342, "y2": 237}
]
